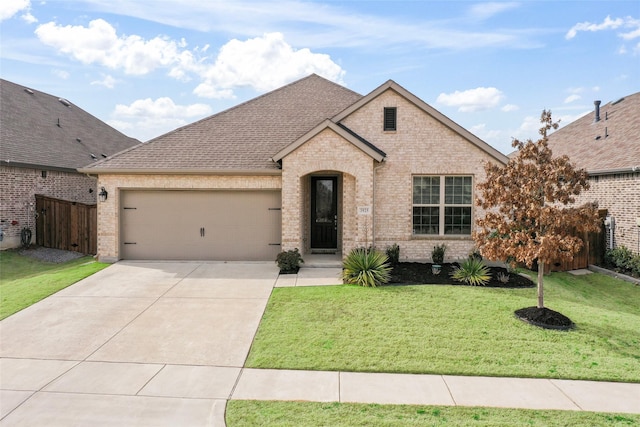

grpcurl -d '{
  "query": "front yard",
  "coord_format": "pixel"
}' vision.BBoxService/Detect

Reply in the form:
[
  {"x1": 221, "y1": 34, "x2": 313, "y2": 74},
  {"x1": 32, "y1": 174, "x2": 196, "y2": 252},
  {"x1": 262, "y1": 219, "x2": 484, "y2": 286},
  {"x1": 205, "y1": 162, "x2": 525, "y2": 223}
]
[
  {"x1": 246, "y1": 271, "x2": 640, "y2": 382},
  {"x1": 0, "y1": 250, "x2": 108, "y2": 320}
]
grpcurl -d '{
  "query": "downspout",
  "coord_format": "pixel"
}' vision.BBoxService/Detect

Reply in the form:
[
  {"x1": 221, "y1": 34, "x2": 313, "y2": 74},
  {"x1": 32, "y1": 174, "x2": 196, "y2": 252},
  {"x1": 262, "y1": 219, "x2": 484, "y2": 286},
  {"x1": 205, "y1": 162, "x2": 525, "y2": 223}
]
[{"x1": 372, "y1": 160, "x2": 386, "y2": 249}]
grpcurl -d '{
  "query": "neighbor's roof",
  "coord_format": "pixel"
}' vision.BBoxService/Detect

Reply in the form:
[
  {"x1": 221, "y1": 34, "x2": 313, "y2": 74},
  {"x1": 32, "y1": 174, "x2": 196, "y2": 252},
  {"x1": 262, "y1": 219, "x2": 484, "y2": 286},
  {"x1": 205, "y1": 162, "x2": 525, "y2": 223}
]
[
  {"x1": 82, "y1": 74, "x2": 363, "y2": 173},
  {"x1": 546, "y1": 91, "x2": 640, "y2": 174},
  {"x1": 0, "y1": 79, "x2": 139, "y2": 172}
]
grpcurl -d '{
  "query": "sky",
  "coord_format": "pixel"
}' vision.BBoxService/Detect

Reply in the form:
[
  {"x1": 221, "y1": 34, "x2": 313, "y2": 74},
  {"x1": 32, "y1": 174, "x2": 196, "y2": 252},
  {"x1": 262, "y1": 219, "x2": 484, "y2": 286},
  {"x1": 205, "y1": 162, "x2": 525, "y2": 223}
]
[{"x1": 1, "y1": 0, "x2": 639, "y2": 155}]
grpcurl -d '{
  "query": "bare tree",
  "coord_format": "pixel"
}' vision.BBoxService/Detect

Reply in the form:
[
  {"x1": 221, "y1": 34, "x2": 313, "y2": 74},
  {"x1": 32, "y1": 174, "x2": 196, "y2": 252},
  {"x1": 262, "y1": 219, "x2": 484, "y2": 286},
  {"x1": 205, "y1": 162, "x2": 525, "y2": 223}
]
[{"x1": 474, "y1": 110, "x2": 600, "y2": 308}]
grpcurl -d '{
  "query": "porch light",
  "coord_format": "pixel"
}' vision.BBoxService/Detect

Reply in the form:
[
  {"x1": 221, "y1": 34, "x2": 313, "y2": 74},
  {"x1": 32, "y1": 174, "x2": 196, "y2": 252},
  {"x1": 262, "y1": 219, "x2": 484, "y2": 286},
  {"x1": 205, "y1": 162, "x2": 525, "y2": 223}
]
[{"x1": 98, "y1": 187, "x2": 108, "y2": 202}]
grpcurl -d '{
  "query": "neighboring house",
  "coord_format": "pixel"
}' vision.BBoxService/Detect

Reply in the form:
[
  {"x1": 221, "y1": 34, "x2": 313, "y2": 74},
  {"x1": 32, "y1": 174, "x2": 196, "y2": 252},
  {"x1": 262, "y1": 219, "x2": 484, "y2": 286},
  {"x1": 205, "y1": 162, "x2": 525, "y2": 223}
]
[
  {"x1": 546, "y1": 92, "x2": 640, "y2": 254},
  {"x1": 80, "y1": 74, "x2": 508, "y2": 263},
  {"x1": 0, "y1": 79, "x2": 139, "y2": 249}
]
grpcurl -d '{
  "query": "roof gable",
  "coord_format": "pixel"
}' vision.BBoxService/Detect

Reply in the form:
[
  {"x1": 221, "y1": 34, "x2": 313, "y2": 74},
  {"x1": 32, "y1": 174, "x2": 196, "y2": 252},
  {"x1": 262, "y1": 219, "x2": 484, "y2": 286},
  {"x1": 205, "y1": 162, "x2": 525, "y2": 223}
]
[
  {"x1": 0, "y1": 79, "x2": 139, "y2": 172},
  {"x1": 546, "y1": 91, "x2": 640, "y2": 173},
  {"x1": 271, "y1": 120, "x2": 386, "y2": 162},
  {"x1": 334, "y1": 80, "x2": 508, "y2": 165},
  {"x1": 83, "y1": 74, "x2": 363, "y2": 173}
]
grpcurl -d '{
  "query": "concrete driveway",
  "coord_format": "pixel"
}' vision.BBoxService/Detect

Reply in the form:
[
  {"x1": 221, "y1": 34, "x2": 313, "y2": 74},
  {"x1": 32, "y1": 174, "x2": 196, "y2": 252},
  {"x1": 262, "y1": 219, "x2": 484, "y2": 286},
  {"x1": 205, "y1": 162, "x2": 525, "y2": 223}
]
[{"x1": 0, "y1": 261, "x2": 280, "y2": 426}]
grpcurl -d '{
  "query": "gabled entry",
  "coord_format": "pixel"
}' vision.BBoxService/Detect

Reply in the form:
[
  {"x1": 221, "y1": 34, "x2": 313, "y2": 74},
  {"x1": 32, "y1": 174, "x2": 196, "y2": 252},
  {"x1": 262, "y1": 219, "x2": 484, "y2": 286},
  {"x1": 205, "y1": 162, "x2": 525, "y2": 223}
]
[{"x1": 310, "y1": 176, "x2": 338, "y2": 250}]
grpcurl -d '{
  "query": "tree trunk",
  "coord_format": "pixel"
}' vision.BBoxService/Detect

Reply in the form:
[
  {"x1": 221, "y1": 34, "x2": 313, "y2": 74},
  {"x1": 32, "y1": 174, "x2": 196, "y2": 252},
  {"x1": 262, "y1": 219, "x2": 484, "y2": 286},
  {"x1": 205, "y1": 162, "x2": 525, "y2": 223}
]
[{"x1": 537, "y1": 260, "x2": 544, "y2": 308}]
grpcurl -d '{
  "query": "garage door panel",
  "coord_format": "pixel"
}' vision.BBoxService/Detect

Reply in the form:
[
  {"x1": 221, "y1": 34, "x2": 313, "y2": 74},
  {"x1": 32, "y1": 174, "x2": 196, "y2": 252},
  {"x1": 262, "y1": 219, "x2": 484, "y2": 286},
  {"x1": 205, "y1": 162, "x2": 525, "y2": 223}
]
[{"x1": 120, "y1": 190, "x2": 281, "y2": 261}]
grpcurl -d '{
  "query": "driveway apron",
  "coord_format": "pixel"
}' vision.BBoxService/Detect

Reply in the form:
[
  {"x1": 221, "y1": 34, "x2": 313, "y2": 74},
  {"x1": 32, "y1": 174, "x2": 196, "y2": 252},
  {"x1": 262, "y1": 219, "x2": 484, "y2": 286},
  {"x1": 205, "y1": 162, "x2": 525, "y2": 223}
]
[{"x1": 0, "y1": 261, "x2": 279, "y2": 426}]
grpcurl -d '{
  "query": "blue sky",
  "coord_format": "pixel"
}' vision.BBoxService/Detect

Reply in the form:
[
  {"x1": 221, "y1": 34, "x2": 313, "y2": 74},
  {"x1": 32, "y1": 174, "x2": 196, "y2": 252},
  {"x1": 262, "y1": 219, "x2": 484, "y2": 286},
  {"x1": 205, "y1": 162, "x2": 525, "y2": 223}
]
[{"x1": 2, "y1": 0, "x2": 639, "y2": 154}]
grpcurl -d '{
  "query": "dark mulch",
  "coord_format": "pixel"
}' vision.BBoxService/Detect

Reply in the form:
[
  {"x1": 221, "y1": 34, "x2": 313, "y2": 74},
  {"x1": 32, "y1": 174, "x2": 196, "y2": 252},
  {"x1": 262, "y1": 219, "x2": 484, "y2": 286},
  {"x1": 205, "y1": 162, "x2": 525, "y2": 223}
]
[
  {"x1": 514, "y1": 306, "x2": 575, "y2": 330},
  {"x1": 389, "y1": 262, "x2": 534, "y2": 288}
]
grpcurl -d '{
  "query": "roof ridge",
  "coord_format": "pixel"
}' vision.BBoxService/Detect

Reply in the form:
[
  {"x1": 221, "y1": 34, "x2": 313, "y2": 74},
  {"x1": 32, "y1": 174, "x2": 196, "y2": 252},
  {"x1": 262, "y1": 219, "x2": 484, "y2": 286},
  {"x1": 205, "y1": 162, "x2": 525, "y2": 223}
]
[{"x1": 142, "y1": 74, "x2": 358, "y2": 145}]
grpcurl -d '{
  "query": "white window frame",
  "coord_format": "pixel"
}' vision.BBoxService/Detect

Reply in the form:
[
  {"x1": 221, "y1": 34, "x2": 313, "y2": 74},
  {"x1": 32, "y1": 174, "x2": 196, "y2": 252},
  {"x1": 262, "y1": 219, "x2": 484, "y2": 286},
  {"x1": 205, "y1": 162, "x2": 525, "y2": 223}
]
[{"x1": 412, "y1": 175, "x2": 473, "y2": 236}]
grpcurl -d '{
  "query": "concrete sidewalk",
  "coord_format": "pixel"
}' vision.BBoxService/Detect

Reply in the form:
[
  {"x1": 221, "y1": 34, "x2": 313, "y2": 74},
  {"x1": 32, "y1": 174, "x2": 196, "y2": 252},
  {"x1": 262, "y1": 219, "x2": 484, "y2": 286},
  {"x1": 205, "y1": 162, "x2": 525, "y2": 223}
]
[{"x1": 232, "y1": 368, "x2": 640, "y2": 414}]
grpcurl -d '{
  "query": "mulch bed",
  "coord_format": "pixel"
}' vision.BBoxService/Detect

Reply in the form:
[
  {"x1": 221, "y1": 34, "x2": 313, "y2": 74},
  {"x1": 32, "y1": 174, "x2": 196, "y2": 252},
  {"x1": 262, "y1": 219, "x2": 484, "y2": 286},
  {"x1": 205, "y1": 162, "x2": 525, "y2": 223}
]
[
  {"x1": 514, "y1": 307, "x2": 575, "y2": 330},
  {"x1": 389, "y1": 262, "x2": 534, "y2": 288}
]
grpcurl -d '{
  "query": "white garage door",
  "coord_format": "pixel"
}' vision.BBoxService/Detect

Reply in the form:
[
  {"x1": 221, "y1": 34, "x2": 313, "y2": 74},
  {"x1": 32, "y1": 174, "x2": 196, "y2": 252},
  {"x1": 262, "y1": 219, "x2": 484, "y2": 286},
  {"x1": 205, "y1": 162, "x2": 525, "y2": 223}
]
[{"x1": 120, "y1": 190, "x2": 281, "y2": 261}]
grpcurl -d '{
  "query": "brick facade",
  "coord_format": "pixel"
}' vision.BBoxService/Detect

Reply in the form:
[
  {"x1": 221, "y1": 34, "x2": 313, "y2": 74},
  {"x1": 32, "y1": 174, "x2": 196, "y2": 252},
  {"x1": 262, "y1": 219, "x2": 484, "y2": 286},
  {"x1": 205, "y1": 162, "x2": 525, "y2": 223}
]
[
  {"x1": 340, "y1": 89, "x2": 499, "y2": 261},
  {"x1": 576, "y1": 172, "x2": 640, "y2": 254},
  {"x1": 0, "y1": 165, "x2": 96, "y2": 249}
]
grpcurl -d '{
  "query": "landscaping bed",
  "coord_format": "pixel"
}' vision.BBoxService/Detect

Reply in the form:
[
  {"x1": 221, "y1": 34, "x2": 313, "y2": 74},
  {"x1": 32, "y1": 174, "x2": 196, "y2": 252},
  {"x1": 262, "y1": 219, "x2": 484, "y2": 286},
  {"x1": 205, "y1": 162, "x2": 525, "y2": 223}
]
[{"x1": 389, "y1": 262, "x2": 534, "y2": 288}]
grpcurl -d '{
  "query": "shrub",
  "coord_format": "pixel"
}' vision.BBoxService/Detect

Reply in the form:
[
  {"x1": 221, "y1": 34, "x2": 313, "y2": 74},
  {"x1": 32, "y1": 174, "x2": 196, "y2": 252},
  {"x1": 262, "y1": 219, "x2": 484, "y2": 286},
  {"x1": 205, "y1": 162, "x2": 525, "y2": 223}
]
[
  {"x1": 342, "y1": 248, "x2": 391, "y2": 287},
  {"x1": 451, "y1": 257, "x2": 491, "y2": 286},
  {"x1": 431, "y1": 244, "x2": 446, "y2": 264},
  {"x1": 276, "y1": 248, "x2": 304, "y2": 274},
  {"x1": 605, "y1": 246, "x2": 640, "y2": 277},
  {"x1": 496, "y1": 272, "x2": 510, "y2": 284},
  {"x1": 386, "y1": 244, "x2": 400, "y2": 266}
]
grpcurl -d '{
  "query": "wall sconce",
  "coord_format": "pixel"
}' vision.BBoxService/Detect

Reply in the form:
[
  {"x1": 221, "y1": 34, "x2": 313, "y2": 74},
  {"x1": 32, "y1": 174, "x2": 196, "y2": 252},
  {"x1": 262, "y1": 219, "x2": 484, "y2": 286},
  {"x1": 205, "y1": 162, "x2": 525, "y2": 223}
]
[{"x1": 98, "y1": 187, "x2": 108, "y2": 202}]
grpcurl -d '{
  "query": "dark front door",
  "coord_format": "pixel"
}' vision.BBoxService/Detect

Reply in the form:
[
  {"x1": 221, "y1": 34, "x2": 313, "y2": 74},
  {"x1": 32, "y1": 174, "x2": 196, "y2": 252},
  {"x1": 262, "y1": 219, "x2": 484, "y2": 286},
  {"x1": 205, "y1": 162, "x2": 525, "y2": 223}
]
[{"x1": 311, "y1": 177, "x2": 337, "y2": 249}]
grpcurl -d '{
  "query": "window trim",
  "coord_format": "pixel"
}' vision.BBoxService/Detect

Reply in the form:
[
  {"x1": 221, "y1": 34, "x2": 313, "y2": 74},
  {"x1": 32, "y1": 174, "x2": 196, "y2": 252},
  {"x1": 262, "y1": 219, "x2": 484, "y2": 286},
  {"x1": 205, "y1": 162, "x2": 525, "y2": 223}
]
[
  {"x1": 383, "y1": 107, "x2": 397, "y2": 131},
  {"x1": 412, "y1": 175, "x2": 473, "y2": 237}
]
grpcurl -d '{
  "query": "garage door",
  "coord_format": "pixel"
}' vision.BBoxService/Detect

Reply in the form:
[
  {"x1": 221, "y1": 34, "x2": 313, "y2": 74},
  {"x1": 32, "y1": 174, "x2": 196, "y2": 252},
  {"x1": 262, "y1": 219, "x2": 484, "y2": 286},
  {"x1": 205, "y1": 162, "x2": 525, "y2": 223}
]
[{"x1": 120, "y1": 190, "x2": 281, "y2": 261}]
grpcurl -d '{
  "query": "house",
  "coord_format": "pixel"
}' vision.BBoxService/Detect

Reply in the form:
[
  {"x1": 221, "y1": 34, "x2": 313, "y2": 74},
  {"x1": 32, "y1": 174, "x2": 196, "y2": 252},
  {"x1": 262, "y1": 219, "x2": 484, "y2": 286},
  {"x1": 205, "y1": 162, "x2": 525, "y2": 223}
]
[
  {"x1": 79, "y1": 74, "x2": 508, "y2": 263},
  {"x1": 546, "y1": 92, "x2": 640, "y2": 254},
  {"x1": 0, "y1": 79, "x2": 139, "y2": 249}
]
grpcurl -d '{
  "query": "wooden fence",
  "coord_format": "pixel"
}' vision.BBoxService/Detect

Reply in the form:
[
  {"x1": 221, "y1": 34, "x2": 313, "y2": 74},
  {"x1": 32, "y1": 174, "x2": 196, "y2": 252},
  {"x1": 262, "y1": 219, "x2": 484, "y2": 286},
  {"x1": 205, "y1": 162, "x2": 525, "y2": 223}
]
[
  {"x1": 545, "y1": 209, "x2": 607, "y2": 272},
  {"x1": 35, "y1": 195, "x2": 97, "y2": 255}
]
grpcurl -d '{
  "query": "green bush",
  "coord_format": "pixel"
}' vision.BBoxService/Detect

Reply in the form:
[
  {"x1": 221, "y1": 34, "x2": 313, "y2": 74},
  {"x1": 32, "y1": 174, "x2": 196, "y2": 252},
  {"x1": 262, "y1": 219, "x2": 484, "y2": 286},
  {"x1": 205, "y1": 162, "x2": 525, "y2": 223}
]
[
  {"x1": 385, "y1": 244, "x2": 400, "y2": 266},
  {"x1": 276, "y1": 248, "x2": 304, "y2": 273},
  {"x1": 605, "y1": 245, "x2": 640, "y2": 276},
  {"x1": 451, "y1": 257, "x2": 491, "y2": 286},
  {"x1": 342, "y1": 248, "x2": 391, "y2": 287},
  {"x1": 431, "y1": 244, "x2": 446, "y2": 264}
]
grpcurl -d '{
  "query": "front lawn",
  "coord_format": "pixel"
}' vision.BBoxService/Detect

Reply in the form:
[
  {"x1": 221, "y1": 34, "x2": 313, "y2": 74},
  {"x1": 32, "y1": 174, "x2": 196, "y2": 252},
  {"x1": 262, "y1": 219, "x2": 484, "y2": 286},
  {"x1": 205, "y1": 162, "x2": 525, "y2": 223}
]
[
  {"x1": 226, "y1": 401, "x2": 640, "y2": 427},
  {"x1": 246, "y1": 271, "x2": 640, "y2": 382},
  {"x1": 0, "y1": 251, "x2": 108, "y2": 319}
]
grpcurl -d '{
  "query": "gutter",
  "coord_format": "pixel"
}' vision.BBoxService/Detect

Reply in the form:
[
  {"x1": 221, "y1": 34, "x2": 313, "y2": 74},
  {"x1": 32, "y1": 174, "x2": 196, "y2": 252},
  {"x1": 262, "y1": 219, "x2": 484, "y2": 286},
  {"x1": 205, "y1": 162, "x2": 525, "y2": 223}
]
[
  {"x1": 2, "y1": 160, "x2": 78, "y2": 174},
  {"x1": 76, "y1": 168, "x2": 283, "y2": 176},
  {"x1": 588, "y1": 166, "x2": 640, "y2": 177}
]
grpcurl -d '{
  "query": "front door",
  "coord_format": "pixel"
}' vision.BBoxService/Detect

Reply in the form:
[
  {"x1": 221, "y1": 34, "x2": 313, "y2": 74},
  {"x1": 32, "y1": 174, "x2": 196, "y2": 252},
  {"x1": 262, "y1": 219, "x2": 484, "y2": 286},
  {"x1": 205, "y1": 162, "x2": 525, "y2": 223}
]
[{"x1": 311, "y1": 177, "x2": 337, "y2": 249}]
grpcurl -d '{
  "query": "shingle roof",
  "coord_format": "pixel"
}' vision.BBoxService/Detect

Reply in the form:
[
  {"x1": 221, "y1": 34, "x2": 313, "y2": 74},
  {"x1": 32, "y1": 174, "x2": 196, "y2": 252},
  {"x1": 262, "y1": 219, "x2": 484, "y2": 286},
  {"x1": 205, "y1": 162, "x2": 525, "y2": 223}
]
[
  {"x1": 0, "y1": 79, "x2": 139, "y2": 172},
  {"x1": 546, "y1": 91, "x2": 640, "y2": 173},
  {"x1": 84, "y1": 74, "x2": 363, "y2": 172}
]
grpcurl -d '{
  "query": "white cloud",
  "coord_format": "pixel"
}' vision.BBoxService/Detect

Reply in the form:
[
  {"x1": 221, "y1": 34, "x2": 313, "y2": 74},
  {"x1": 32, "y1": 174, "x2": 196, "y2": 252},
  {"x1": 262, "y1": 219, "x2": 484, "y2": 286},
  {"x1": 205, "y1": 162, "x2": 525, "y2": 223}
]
[
  {"x1": 566, "y1": 16, "x2": 640, "y2": 48},
  {"x1": 52, "y1": 69, "x2": 70, "y2": 79},
  {"x1": 91, "y1": 74, "x2": 118, "y2": 89},
  {"x1": 564, "y1": 94, "x2": 581, "y2": 104},
  {"x1": 501, "y1": 104, "x2": 519, "y2": 112},
  {"x1": 113, "y1": 97, "x2": 212, "y2": 119},
  {"x1": 34, "y1": 18, "x2": 345, "y2": 97},
  {"x1": 468, "y1": 2, "x2": 519, "y2": 20},
  {"x1": 35, "y1": 19, "x2": 188, "y2": 75},
  {"x1": 436, "y1": 87, "x2": 504, "y2": 112},
  {"x1": 192, "y1": 32, "x2": 345, "y2": 99},
  {"x1": 0, "y1": 0, "x2": 29, "y2": 21},
  {"x1": 110, "y1": 97, "x2": 214, "y2": 141}
]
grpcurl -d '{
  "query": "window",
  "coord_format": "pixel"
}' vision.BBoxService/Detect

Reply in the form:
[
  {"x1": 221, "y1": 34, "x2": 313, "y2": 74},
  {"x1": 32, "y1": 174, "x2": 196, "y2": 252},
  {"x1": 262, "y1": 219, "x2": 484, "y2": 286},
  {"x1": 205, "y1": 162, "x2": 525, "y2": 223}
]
[
  {"x1": 413, "y1": 176, "x2": 472, "y2": 235},
  {"x1": 383, "y1": 107, "x2": 397, "y2": 131}
]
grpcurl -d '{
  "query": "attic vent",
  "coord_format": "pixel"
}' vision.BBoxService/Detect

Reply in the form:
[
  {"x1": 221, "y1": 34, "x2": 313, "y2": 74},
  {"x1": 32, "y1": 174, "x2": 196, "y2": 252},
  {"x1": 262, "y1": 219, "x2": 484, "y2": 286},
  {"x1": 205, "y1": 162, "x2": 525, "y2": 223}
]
[
  {"x1": 612, "y1": 97, "x2": 625, "y2": 105},
  {"x1": 384, "y1": 107, "x2": 397, "y2": 131},
  {"x1": 101, "y1": 153, "x2": 107, "y2": 158},
  {"x1": 76, "y1": 138, "x2": 81, "y2": 142},
  {"x1": 90, "y1": 153, "x2": 97, "y2": 160},
  {"x1": 24, "y1": 88, "x2": 34, "y2": 95},
  {"x1": 58, "y1": 98, "x2": 71, "y2": 107}
]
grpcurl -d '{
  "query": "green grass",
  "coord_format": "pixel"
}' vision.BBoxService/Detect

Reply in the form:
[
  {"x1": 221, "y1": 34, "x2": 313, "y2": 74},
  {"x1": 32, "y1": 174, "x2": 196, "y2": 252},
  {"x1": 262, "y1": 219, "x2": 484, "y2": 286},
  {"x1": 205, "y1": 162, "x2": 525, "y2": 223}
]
[
  {"x1": 226, "y1": 401, "x2": 640, "y2": 426},
  {"x1": 0, "y1": 251, "x2": 109, "y2": 319},
  {"x1": 246, "y1": 272, "x2": 640, "y2": 382}
]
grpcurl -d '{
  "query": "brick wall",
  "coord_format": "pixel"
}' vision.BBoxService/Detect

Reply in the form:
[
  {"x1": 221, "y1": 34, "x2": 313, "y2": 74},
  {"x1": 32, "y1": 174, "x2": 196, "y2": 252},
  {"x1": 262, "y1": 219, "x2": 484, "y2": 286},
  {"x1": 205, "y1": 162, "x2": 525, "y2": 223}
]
[
  {"x1": 341, "y1": 89, "x2": 504, "y2": 261},
  {"x1": 576, "y1": 172, "x2": 640, "y2": 254},
  {"x1": 96, "y1": 174, "x2": 281, "y2": 262},
  {"x1": 281, "y1": 128, "x2": 375, "y2": 255},
  {"x1": 0, "y1": 165, "x2": 96, "y2": 249}
]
